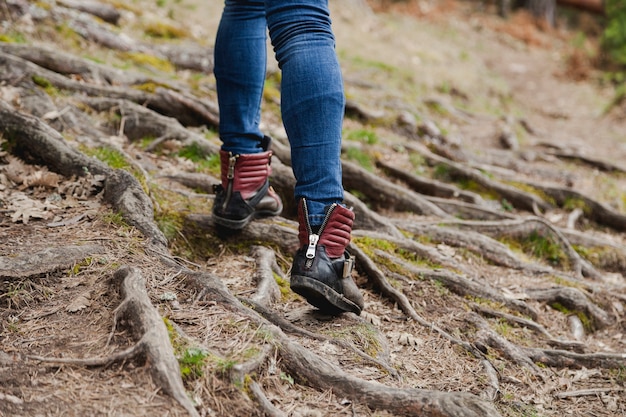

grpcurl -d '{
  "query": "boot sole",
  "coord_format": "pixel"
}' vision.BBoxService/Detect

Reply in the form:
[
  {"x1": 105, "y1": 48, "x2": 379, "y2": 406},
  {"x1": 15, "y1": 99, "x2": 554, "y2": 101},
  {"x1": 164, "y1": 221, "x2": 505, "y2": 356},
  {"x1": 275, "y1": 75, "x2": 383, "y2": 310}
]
[
  {"x1": 290, "y1": 275, "x2": 362, "y2": 315},
  {"x1": 213, "y1": 207, "x2": 282, "y2": 230}
]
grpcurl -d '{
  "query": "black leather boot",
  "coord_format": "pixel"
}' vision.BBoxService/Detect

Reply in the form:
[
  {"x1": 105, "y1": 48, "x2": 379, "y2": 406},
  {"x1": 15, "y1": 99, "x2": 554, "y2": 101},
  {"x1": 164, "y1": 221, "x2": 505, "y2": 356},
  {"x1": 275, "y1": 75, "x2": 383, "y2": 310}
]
[
  {"x1": 212, "y1": 139, "x2": 282, "y2": 230},
  {"x1": 290, "y1": 198, "x2": 364, "y2": 315}
]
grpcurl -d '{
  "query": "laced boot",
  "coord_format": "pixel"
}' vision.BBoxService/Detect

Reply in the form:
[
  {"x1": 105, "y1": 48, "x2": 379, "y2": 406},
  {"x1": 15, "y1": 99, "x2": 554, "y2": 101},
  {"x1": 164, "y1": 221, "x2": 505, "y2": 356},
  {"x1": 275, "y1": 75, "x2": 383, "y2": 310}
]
[
  {"x1": 290, "y1": 198, "x2": 364, "y2": 315},
  {"x1": 212, "y1": 140, "x2": 283, "y2": 230}
]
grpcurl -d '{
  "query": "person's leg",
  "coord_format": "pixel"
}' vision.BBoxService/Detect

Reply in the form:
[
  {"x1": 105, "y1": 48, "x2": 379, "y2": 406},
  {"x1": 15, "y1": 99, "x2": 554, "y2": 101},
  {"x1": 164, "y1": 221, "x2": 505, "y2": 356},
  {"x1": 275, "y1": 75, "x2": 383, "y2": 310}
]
[
  {"x1": 265, "y1": 0, "x2": 344, "y2": 224},
  {"x1": 266, "y1": 0, "x2": 363, "y2": 315},
  {"x1": 214, "y1": 0, "x2": 266, "y2": 155},
  {"x1": 212, "y1": 0, "x2": 282, "y2": 230}
]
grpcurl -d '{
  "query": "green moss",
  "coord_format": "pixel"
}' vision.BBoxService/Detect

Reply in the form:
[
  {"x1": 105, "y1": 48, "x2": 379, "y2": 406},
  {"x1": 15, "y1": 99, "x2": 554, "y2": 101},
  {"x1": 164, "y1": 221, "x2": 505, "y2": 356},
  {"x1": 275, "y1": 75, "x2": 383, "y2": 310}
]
[
  {"x1": 121, "y1": 52, "x2": 175, "y2": 73},
  {"x1": 138, "y1": 135, "x2": 157, "y2": 149},
  {"x1": 500, "y1": 230, "x2": 567, "y2": 268},
  {"x1": 353, "y1": 236, "x2": 397, "y2": 253},
  {"x1": 263, "y1": 72, "x2": 282, "y2": 103},
  {"x1": 573, "y1": 244, "x2": 626, "y2": 272},
  {"x1": 83, "y1": 146, "x2": 147, "y2": 190},
  {"x1": 149, "y1": 184, "x2": 213, "y2": 254},
  {"x1": 562, "y1": 196, "x2": 591, "y2": 214},
  {"x1": 132, "y1": 81, "x2": 175, "y2": 93},
  {"x1": 274, "y1": 273, "x2": 296, "y2": 300},
  {"x1": 179, "y1": 347, "x2": 210, "y2": 380},
  {"x1": 344, "y1": 147, "x2": 375, "y2": 171},
  {"x1": 101, "y1": 211, "x2": 129, "y2": 228},
  {"x1": 324, "y1": 323, "x2": 383, "y2": 358},
  {"x1": 31, "y1": 75, "x2": 59, "y2": 95},
  {"x1": 344, "y1": 128, "x2": 379, "y2": 145},
  {"x1": 503, "y1": 181, "x2": 556, "y2": 206},
  {"x1": 164, "y1": 318, "x2": 211, "y2": 381},
  {"x1": 54, "y1": 23, "x2": 83, "y2": 48},
  {"x1": 88, "y1": 146, "x2": 130, "y2": 170},
  {"x1": 550, "y1": 302, "x2": 594, "y2": 332},
  {"x1": 176, "y1": 143, "x2": 220, "y2": 175},
  {"x1": 353, "y1": 236, "x2": 442, "y2": 276},
  {"x1": 409, "y1": 153, "x2": 426, "y2": 171},
  {"x1": 0, "y1": 32, "x2": 26, "y2": 43},
  {"x1": 69, "y1": 257, "x2": 93, "y2": 276},
  {"x1": 143, "y1": 20, "x2": 189, "y2": 39}
]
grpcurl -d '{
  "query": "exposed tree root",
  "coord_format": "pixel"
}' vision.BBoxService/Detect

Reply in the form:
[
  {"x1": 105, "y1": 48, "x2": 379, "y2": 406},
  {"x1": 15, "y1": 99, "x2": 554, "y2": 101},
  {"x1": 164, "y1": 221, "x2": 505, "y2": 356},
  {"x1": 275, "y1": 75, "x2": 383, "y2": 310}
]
[
  {"x1": 546, "y1": 148, "x2": 626, "y2": 174},
  {"x1": 394, "y1": 221, "x2": 547, "y2": 271},
  {"x1": 468, "y1": 313, "x2": 546, "y2": 377},
  {"x1": 341, "y1": 159, "x2": 451, "y2": 217},
  {"x1": 0, "y1": 244, "x2": 103, "y2": 279},
  {"x1": 249, "y1": 245, "x2": 283, "y2": 307},
  {"x1": 471, "y1": 304, "x2": 585, "y2": 352},
  {"x1": 374, "y1": 249, "x2": 538, "y2": 320},
  {"x1": 531, "y1": 184, "x2": 626, "y2": 232},
  {"x1": 470, "y1": 312, "x2": 626, "y2": 370},
  {"x1": 347, "y1": 243, "x2": 501, "y2": 398},
  {"x1": 377, "y1": 159, "x2": 487, "y2": 205},
  {"x1": 0, "y1": 52, "x2": 218, "y2": 127},
  {"x1": 27, "y1": 266, "x2": 199, "y2": 417},
  {"x1": 45, "y1": 2, "x2": 212, "y2": 73},
  {"x1": 524, "y1": 287, "x2": 612, "y2": 330},
  {"x1": 242, "y1": 298, "x2": 400, "y2": 378},
  {"x1": 78, "y1": 97, "x2": 219, "y2": 154},
  {"x1": 0, "y1": 43, "x2": 146, "y2": 85},
  {"x1": 426, "y1": 217, "x2": 602, "y2": 279},
  {"x1": 183, "y1": 270, "x2": 502, "y2": 417},
  {"x1": 0, "y1": 100, "x2": 167, "y2": 246},
  {"x1": 405, "y1": 143, "x2": 553, "y2": 213}
]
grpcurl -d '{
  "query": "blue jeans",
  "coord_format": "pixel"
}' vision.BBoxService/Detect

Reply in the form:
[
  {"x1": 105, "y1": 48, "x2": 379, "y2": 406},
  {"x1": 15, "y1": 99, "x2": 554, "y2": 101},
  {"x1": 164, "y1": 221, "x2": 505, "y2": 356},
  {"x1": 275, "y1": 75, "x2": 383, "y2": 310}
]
[{"x1": 214, "y1": 0, "x2": 345, "y2": 224}]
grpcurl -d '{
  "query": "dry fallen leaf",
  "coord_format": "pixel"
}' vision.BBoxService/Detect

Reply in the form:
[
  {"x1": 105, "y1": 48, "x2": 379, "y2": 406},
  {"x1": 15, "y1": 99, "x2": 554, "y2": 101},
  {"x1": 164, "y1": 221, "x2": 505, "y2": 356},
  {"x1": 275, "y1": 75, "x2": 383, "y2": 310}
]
[
  {"x1": 7, "y1": 192, "x2": 58, "y2": 224},
  {"x1": 66, "y1": 291, "x2": 92, "y2": 313}
]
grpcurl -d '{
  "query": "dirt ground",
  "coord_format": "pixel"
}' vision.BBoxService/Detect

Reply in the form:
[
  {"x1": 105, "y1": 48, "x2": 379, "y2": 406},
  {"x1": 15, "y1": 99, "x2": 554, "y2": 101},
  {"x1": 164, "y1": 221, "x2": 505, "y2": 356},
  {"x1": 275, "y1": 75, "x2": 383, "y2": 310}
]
[{"x1": 1, "y1": 0, "x2": 625, "y2": 416}]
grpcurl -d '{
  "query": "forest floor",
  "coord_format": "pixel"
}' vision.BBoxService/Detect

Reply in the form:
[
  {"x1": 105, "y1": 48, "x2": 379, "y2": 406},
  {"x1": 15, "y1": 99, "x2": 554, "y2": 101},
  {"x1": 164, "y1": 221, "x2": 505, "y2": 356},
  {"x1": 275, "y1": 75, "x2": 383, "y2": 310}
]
[{"x1": 1, "y1": 0, "x2": 625, "y2": 416}]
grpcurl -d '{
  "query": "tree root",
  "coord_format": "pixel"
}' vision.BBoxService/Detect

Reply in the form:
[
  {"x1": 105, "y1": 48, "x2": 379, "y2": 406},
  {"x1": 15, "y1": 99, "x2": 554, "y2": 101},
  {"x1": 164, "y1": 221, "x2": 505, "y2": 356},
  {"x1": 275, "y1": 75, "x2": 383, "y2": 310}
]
[
  {"x1": 469, "y1": 313, "x2": 626, "y2": 370},
  {"x1": 0, "y1": 52, "x2": 217, "y2": 127},
  {"x1": 395, "y1": 221, "x2": 547, "y2": 271},
  {"x1": 531, "y1": 183, "x2": 626, "y2": 233},
  {"x1": 428, "y1": 217, "x2": 602, "y2": 279},
  {"x1": 341, "y1": 159, "x2": 451, "y2": 217},
  {"x1": 242, "y1": 297, "x2": 400, "y2": 378},
  {"x1": 0, "y1": 244, "x2": 103, "y2": 279},
  {"x1": 183, "y1": 270, "x2": 502, "y2": 417},
  {"x1": 524, "y1": 287, "x2": 612, "y2": 330},
  {"x1": 0, "y1": 43, "x2": 145, "y2": 85},
  {"x1": 471, "y1": 304, "x2": 585, "y2": 352},
  {"x1": 546, "y1": 148, "x2": 626, "y2": 174},
  {"x1": 374, "y1": 249, "x2": 538, "y2": 320},
  {"x1": 406, "y1": 142, "x2": 553, "y2": 213},
  {"x1": 348, "y1": 243, "x2": 501, "y2": 399},
  {"x1": 27, "y1": 266, "x2": 199, "y2": 417},
  {"x1": 468, "y1": 313, "x2": 546, "y2": 377},
  {"x1": 377, "y1": 159, "x2": 487, "y2": 205},
  {"x1": 0, "y1": 100, "x2": 167, "y2": 247},
  {"x1": 249, "y1": 246, "x2": 283, "y2": 307}
]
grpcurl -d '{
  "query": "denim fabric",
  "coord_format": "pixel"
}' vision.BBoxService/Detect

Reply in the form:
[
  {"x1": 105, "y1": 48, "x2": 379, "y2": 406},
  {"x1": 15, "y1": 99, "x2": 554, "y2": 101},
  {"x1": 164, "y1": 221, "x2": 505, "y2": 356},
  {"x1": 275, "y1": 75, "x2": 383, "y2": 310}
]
[{"x1": 214, "y1": 0, "x2": 345, "y2": 223}]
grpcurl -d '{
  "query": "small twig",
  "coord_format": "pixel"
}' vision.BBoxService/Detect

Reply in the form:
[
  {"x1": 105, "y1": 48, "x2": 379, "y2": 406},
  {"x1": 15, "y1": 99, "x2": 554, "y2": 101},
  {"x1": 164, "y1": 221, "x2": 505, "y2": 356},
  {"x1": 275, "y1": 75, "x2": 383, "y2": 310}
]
[
  {"x1": 248, "y1": 381, "x2": 287, "y2": 417},
  {"x1": 250, "y1": 245, "x2": 282, "y2": 307},
  {"x1": 28, "y1": 341, "x2": 142, "y2": 366},
  {"x1": 554, "y1": 387, "x2": 624, "y2": 399}
]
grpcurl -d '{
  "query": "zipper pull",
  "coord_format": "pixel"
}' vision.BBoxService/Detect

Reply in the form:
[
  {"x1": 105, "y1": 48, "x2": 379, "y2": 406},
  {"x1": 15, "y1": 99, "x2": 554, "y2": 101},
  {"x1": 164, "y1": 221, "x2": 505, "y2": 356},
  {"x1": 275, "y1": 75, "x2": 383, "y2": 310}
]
[
  {"x1": 222, "y1": 154, "x2": 237, "y2": 211},
  {"x1": 305, "y1": 234, "x2": 319, "y2": 259},
  {"x1": 227, "y1": 154, "x2": 237, "y2": 179}
]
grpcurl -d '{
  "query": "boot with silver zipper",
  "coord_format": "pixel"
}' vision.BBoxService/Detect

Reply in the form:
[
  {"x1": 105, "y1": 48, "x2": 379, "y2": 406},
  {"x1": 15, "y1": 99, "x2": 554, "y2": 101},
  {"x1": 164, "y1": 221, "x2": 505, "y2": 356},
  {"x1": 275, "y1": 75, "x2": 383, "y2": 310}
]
[
  {"x1": 212, "y1": 139, "x2": 283, "y2": 231},
  {"x1": 290, "y1": 198, "x2": 364, "y2": 315}
]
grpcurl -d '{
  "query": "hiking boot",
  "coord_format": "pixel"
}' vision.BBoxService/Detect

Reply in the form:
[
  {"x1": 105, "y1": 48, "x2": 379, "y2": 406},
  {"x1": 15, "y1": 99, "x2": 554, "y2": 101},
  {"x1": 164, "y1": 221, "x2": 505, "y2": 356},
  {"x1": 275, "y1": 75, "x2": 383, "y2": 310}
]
[
  {"x1": 290, "y1": 198, "x2": 364, "y2": 315},
  {"x1": 212, "y1": 138, "x2": 283, "y2": 230}
]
